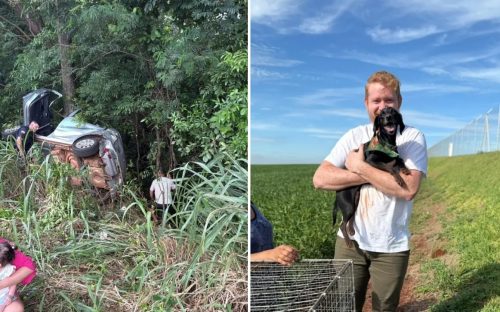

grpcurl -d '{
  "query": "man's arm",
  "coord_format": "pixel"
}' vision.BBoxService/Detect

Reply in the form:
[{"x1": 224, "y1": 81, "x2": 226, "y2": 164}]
[
  {"x1": 313, "y1": 161, "x2": 367, "y2": 191},
  {"x1": 16, "y1": 136, "x2": 25, "y2": 158},
  {"x1": 346, "y1": 145, "x2": 423, "y2": 201}
]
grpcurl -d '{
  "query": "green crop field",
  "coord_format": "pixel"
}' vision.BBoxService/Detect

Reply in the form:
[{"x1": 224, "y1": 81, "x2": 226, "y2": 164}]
[
  {"x1": 251, "y1": 152, "x2": 500, "y2": 311},
  {"x1": 250, "y1": 164, "x2": 337, "y2": 259}
]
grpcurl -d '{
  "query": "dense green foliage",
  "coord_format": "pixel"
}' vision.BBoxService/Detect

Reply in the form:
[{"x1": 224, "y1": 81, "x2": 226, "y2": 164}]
[
  {"x1": 251, "y1": 153, "x2": 500, "y2": 311},
  {"x1": 0, "y1": 143, "x2": 247, "y2": 311},
  {"x1": 0, "y1": 0, "x2": 248, "y2": 185},
  {"x1": 250, "y1": 165, "x2": 336, "y2": 259}
]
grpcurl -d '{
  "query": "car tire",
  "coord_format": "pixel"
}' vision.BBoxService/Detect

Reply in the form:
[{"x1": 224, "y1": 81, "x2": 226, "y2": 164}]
[
  {"x1": 72, "y1": 135, "x2": 100, "y2": 158},
  {"x1": 1, "y1": 126, "x2": 20, "y2": 140}
]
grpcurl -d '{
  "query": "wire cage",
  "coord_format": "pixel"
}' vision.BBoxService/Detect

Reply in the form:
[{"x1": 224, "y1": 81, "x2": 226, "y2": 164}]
[{"x1": 251, "y1": 259, "x2": 355, "y2": 311}]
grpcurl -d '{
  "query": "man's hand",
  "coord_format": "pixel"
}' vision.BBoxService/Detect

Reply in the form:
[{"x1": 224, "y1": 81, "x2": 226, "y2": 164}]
[{"x1": 345, "y1": 144, "x2": 365, "y2": 174}]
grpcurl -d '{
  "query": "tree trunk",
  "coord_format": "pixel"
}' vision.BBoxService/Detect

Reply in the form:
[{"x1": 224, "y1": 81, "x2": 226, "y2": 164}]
[
  {"x1": 135, "y1": 114, "x2": 141, "y2": 177},
  {"x1": 166, "y1": 122, "x2": 177, "y2": 170},
  {"x1": 155, "y1": 127, "x2": 162, "y2": 170},
  {"x1": 58, "y1": 29, "x2": 75, "y2": 115}
]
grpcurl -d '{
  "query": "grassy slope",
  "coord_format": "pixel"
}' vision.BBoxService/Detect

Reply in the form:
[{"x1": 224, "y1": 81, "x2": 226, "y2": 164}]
[
  {"x1": 413, "y1": 152, "x2": 500, "y2": 311},
  {"x1": 252, "y1": 152, "x2": 499, "y2": 311}
]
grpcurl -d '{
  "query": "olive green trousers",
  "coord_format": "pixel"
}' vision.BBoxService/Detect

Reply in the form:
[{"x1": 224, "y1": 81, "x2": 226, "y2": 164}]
[{"x1": 334, "y1": 236, "x2": 410, "y2": 312}]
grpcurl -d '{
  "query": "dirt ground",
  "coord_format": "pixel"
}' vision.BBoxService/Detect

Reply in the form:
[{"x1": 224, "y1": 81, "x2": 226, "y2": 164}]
[{"x1": 362, "y1": 203, "x2": 448, "y2": 312}]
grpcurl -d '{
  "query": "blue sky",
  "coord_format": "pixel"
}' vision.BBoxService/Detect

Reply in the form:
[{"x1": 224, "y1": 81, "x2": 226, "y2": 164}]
[{"x1": 250, "y1": 0, "x2": 500, "y2": 164}]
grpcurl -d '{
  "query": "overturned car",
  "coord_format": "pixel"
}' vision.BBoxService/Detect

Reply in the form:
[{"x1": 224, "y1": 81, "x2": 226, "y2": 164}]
[{"x1": 2, "y1": 89, "x2": 126, "y2": 192}]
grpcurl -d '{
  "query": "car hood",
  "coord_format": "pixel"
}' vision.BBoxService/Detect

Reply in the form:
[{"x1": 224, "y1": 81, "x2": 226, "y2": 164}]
[{"x1": 45, "y1": 116, "x2": 105, "y2": 145}]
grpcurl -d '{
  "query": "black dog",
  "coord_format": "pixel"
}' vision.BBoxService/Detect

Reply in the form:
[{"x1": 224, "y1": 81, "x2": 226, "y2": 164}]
[{"x1": 333, "y1": 107, "x2": 410, "y2": 248}]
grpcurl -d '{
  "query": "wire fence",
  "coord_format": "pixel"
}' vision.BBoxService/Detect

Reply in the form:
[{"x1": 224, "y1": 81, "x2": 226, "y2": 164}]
[
  {"x1": 251, "y1": 259, "x2": 355, "y2": 311},
  {"x1": 428, "y1": 105, "x2": 500, "y2": 157}
]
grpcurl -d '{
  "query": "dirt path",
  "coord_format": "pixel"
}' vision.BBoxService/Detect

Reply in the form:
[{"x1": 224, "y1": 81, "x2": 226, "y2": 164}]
[{"x1": 362, "y1": 202, "x2": 449, "y2": 311}]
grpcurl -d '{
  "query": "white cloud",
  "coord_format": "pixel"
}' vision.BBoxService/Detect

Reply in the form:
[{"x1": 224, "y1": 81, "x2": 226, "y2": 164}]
[
  {"x1": 325, "y1": 47, "x2": 500, "y2": 84},
  {"x1": 251, "y1": 0, "x2": 302, "y2": 23},
  {"x1": 367, "y1": 25, "x2": 440, "y2": 44},
  {"x1": 251, "y1": 43, "x2": 303, "y2": 67},
  {"x1": 403, "y1": 83, "x2": 475, "y2": 93},
  {"x1": 367, "y1": 0, "x2": 500, "y2": 43},
  {"x1": 293, "y1": 87, "x2": 361, "y2": 105},
  {"x1": 252, "y1": 0, "x2": 358, "y2": 34},
  {"x1": 301, "y1": 127, "x2": 344, "y2": 139},
  {"x1": 320, "y1": 108, "x2": 368, "y2": 119},
  {"x1": 252, "y1": 56, "x2": 302, "y2": 68},
  {"x1": 455, "y1": 66, "x2": 500, "y2": 83},
  {"x1": 387, "y1": 0, "x2": 500, "y2": 27},
  {"x1": 252, "y1": 68, "x2": 286, "y2": 80},
  {"x1": 251, "y1": 137, "x2": 277, "y2": 143},
  {"x1": 298, "y1": 1, "x2": 355, "y2": 34},
  {"x1": 421, "y1": 67, "x2": 449, "y2": 76},
  {"x1": 252, "y1": 122, "x2": 278, "y2": 130}
]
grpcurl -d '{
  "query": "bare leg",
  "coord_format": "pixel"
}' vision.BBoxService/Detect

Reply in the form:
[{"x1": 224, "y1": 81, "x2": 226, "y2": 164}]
[{"x1": 4, "y1": 300, "x2": 24, "y2": 312}]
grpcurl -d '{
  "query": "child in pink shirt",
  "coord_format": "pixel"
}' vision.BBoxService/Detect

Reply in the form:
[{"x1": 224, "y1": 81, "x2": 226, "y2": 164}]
[{"x1": 0, "y1": 238, "x2": 37, "y2": 312}]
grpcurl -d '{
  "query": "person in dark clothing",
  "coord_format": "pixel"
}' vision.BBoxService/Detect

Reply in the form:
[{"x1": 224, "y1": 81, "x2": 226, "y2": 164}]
[
  {"x1": 15, "y1": 121, "x2": 39, "y2": 158},
  {"x1": 250, "y1": 202, "x2": 299, "y2": 266}
]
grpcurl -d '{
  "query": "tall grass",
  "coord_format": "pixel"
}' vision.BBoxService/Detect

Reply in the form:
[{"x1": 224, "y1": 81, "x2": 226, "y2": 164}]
[{"x1": 0, "y1": 141, "x2": 247, "y2": 311}]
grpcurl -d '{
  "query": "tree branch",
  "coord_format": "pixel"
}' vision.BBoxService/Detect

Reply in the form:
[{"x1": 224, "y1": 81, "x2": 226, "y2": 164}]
[{"x1": 0, "y1": 14, "x2": 31, "y2": 42}]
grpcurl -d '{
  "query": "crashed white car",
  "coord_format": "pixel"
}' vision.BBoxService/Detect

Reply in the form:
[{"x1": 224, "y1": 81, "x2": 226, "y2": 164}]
[{"x1": 2, "y1": 89, "x2": 126, "y2": 192}]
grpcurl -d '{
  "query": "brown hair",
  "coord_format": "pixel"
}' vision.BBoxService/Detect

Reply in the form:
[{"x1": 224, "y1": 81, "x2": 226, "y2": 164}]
[
  {"x1": 365, "y1": 71, "x2": 402, "y2": 105},
  {"x1": 0, "y1": 242, "x2": 15, "y2": 266}
]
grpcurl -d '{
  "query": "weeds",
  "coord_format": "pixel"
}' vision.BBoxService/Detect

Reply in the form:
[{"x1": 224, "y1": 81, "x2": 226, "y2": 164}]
[{"x1": 0, "y1": 141, "x2": 247, "y2": 311}]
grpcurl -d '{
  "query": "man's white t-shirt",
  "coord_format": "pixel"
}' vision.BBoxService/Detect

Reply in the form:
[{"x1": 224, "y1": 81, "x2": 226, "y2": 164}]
[
  {"x1": 150, "y1": 177, "x2": 176, "y2": 205},
  {"x1": 325, "y1": 124, "x2": 428, "y2": 252}
]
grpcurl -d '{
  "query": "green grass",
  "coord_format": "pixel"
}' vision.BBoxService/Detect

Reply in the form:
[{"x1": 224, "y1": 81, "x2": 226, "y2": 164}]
[
  {"x1": 251, "y1": 164, "x2": 336, "y2": 258},
  {"x1": 252, "y1": 152, "x2": 500, "y2": 311},
  {"x1": 0, "y1": 142, "x2": 247, "y2": 312},
  {"x1": 415, "y1": 152, "x2": 500, "y2": 311}
]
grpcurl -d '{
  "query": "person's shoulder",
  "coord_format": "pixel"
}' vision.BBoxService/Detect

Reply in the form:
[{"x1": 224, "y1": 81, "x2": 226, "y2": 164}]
[
  {"x1": 351, "y1": 124, "x2": 371, "y2": 132},
  {"x1": 401, "y1": 125, "x2": 425, "y2": 139},
  {"x1": 16, "y1": 125, "x2": 28, "y2": 136},
  {"x1": 398, "y1": 126, "x2": 427, "y2": 150},
  {"x1": 343, "y1": 124, "x2": 372, "y2": 141}
]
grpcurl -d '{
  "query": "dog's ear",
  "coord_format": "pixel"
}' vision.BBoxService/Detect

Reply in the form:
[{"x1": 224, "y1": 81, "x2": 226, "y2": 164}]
[
  {"x1": 396, "y1": 110, "x2": 405, "y2": 134},
  {"x1": 373, "y1": 114, "x2": 380, "y2": 133}
]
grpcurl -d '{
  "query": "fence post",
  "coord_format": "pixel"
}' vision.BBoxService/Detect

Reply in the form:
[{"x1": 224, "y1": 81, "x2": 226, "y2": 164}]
[
  {"x1": 485, "y1": 110, "x2": 491, "y2": 152},
  {"x1": 497, "y1": 104, "x2": 500, "y2": 150}
]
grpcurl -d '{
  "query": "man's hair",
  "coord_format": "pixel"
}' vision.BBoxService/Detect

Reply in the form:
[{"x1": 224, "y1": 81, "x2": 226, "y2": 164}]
[
  {"x1": 365, "y1": 71, "x2": 402, "y2": 104},
  {"x1": 0, "y1": 241, "x2": 15, "y2": 266}
]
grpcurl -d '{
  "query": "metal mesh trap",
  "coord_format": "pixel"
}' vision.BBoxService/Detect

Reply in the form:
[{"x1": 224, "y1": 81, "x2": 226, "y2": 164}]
[{"x1": 251, "y1": 259, "x2": 355, "y2": 311}]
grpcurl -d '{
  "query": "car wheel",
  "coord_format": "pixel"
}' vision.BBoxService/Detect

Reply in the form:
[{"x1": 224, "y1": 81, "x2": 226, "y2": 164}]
[
  {"x1": 72, "y1": 135, "x2": 100, "y2": 158},
  {"x1": 1, "y1": 126, "x2": 20, "y2": 140}
]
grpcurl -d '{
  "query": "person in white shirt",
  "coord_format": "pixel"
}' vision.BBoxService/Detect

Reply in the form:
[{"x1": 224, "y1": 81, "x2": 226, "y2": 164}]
[
  {"x1": 149, "y1": 169, "x2": 177, "y2": 226},
  {"x1": 313, "y1": 71, "x2": 428, "y2": 312}
]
